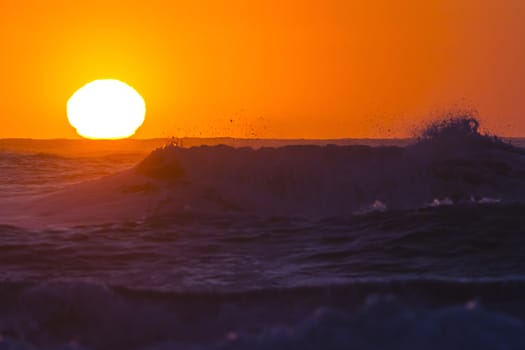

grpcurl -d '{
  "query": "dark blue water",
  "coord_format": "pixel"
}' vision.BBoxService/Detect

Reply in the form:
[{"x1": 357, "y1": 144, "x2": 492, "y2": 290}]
[{"x1": 1, "y1": 119, "x2": 525, "y2": 349}]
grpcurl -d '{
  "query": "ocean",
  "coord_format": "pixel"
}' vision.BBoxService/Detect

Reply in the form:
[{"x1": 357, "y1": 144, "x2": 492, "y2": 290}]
[{"x1": 1, "y1": 119, "x2": 525, "y2": 350}]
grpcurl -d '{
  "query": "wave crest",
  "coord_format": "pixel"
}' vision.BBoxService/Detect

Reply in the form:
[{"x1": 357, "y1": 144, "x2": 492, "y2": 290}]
[
  {"x1": 125, "y1": 117, "x2": 525, "y2": 216},
  {"x1": 5, "y1": 116, "x2": 525, "y2": 224},
  {"x1": 414, "y1": 114, "x2": 517, "y2": 155},
  {"x1": 135, "y1": 143, "x2": 185, "y2": 180}
]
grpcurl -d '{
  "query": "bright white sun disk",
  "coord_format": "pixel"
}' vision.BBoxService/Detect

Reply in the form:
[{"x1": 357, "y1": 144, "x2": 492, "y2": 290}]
[{"x1": 67, "y1": 79, "x2": 146, "y2": 139}]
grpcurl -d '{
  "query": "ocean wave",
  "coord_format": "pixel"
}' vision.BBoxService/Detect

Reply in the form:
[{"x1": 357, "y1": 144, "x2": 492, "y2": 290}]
[
  {"x1": 2, "y1": 116, "x2": 525, "y2": 225},
  {"x1": 2, "y1": 279, "x2": 525, "y2": 350},
  {"x1": 1, "y1": 203, "x2": 524, "y2": 294},
  {"x1": 131, "y1": 116, "x2": 525, "y2": 216}
]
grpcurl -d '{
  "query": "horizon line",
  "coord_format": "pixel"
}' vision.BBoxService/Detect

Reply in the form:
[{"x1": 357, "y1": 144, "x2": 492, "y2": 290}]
[{"x1": 2, "y1": 135, "x2": 525, "y2": 141}]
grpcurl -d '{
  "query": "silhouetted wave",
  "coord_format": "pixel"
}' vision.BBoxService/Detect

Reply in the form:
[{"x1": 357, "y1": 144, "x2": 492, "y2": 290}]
[{"x1": 128, "y1": 116, "x2": 525, "y2": 218}]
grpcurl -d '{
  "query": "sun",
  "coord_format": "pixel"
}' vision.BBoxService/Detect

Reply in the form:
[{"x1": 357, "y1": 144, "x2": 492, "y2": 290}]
[{"x1": 67, "y1": 79, "x2": 146, "y2": 139}]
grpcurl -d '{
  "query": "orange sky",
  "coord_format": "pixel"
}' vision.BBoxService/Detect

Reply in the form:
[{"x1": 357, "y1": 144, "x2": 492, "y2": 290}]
[{"x1": 0, "y1": 0, "x2": 524, "y2": 138}]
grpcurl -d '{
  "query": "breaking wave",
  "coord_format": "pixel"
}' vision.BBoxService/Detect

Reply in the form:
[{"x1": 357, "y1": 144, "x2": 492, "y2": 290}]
[
  {"x1": 131, "y1": 116, "x2": 525, "y2": 217},
  {"x1": 3, "y1": 115, "x2": 525, "y2": 225}
]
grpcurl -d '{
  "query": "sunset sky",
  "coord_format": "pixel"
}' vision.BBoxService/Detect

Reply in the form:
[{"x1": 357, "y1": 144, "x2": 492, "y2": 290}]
[{"x1": 0, "y1": 0, "x2": 524, "y2": 139}]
